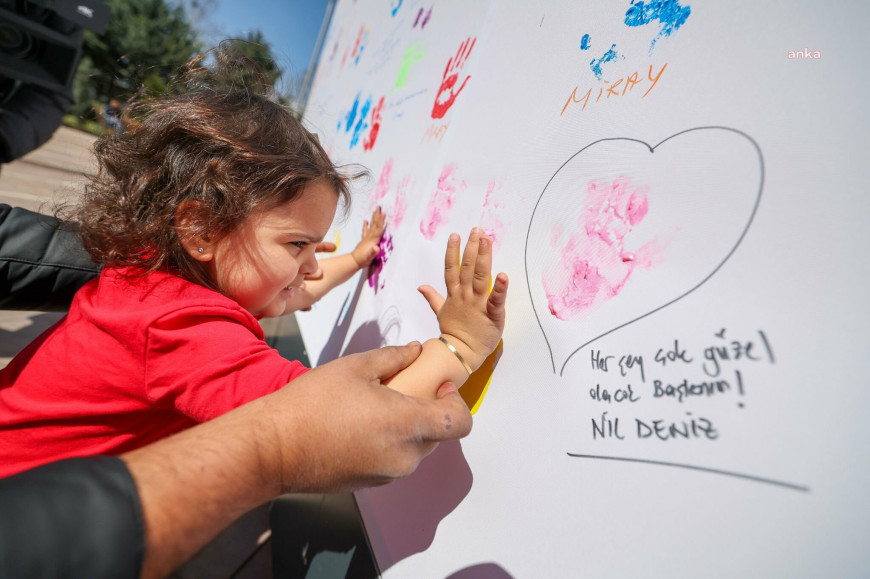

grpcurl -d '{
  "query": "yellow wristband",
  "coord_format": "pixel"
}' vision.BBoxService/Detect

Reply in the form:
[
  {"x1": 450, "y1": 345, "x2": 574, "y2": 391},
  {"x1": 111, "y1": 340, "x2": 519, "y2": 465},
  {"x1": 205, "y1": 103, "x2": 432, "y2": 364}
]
[{"x1": 439, "y1": 336, "x2": 473, "y2": 375}]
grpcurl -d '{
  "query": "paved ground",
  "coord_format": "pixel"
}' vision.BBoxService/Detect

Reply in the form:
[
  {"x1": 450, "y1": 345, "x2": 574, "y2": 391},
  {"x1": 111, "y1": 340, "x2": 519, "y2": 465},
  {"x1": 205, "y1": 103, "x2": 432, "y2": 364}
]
[
  {"x1": 0, "y1": 125, "x2": 96, "y2": 212},
  {"x1": 0, "y1": 125, "x2": 310, "y2": 369}
]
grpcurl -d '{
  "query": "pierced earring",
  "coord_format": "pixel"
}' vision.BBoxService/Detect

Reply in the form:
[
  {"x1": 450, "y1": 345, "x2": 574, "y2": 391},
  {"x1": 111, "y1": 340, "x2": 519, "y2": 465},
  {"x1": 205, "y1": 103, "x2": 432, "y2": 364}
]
[{"x1": 197, "y1": 247, "x2": 204, "y2": 253}]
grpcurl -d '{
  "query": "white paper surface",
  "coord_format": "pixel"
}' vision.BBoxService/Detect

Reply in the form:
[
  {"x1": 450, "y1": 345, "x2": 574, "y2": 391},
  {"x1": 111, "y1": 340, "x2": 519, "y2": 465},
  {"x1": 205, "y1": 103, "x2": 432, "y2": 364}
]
[{"x1": 295, "y1": 1, "x2": 870, "y2": 577}]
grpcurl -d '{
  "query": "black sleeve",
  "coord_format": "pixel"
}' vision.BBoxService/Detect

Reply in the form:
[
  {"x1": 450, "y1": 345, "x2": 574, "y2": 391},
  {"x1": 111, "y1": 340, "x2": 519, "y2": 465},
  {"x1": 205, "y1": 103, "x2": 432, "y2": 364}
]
[
  {"x1": 0, "y1": 81, "x2": 75, "y2": 163},
  {"x1": 0, "y1": 456, "x2": 145, "y2": 579},
  {"x1": 0, "y1": 204, "x2": 100, "y2": 311},
  {"x1": 0, "y1": 12, "x2": 79, "y2": 165}
]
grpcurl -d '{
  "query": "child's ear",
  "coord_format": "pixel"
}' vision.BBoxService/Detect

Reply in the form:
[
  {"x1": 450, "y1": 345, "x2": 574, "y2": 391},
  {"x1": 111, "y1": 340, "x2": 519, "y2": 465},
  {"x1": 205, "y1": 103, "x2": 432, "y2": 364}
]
[{"x1": 175, "y1": 201, "x2": 213, "y2": 261}]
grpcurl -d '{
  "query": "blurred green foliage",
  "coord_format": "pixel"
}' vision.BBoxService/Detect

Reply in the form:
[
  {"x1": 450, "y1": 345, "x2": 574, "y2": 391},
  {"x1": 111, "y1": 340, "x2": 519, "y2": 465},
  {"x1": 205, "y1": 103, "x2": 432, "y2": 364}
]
[{"x1": 67, "y1": 0, "x2": 287, "y2": 125}]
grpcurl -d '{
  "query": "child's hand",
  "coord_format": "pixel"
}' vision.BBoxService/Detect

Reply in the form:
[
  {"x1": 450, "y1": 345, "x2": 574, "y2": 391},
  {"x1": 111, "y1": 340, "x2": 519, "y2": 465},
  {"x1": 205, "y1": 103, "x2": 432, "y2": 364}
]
[
  {"x1": 418, "y1": 228, "x2": 509, "y2": 371},
  {"x1": 351, "y1": 207, "x2": 386, "y2": 268},
  {"x1": 305, "y1": 241, "x2": 338, "y2": 281}
]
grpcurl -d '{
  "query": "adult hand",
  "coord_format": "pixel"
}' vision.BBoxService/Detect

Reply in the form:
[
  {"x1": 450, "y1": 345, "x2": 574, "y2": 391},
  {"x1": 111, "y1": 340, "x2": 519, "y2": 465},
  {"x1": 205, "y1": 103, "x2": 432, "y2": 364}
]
[{"x1": 256, "y1": 342, "x2": 472, "y2": 493}]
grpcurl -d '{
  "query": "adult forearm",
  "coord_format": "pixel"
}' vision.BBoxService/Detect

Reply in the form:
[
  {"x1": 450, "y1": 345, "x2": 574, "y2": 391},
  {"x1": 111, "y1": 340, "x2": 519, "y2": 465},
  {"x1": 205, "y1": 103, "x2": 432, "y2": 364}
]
[
  {"x1": 0, "y1": 457, "x2": 142, "y2": 578},
  {"x1": 122, "y1": 400, "x2": 277, "y2": 579},
  {"x1": 0, "y1": 204, "x2": 100, "y2": 311}
]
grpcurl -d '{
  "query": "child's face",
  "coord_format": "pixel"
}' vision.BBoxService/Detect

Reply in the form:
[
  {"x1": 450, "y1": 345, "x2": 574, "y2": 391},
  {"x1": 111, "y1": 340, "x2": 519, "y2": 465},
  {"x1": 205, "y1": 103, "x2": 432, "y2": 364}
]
[{"x1": 207, "y1": 181, "x2": 338, "y2": 318}]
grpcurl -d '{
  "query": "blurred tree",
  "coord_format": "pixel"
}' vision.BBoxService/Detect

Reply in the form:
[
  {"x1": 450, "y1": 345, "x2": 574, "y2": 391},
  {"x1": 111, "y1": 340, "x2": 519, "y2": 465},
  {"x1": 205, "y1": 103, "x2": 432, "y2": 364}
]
[
  {"x1": 219, "y1": 32, "x2": 285, "y2": 94},
  {"x1": 70, "y1": 0, "x2": 201, "y2": 119},
  {"x1": 69, "y1": 0, "x2": 291, "y2": 126}
]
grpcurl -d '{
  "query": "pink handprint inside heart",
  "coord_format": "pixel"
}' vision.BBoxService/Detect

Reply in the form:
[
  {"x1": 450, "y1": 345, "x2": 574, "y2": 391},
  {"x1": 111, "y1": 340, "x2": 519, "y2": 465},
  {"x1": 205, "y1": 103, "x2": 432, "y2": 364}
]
[
  {"x1": 543, "y1": 176, "x2": 664, "y2": 320},
  {"x1": 525, "y1": 128, "x2": 763, "y2": 375}
]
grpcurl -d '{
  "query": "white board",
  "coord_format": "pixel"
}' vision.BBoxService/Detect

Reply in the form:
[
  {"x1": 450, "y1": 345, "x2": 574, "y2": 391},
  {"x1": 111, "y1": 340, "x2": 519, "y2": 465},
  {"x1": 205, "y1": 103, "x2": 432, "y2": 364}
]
[{"x1": 294, "y1": 1, "x2": 870, "y2": 576}]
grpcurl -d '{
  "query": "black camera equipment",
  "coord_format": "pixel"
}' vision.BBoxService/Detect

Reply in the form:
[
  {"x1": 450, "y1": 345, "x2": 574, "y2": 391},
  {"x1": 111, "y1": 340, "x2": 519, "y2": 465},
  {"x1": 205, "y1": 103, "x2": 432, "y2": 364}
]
[{"x1": 0, "y1": 0, "x2": 109, "y2": 94}]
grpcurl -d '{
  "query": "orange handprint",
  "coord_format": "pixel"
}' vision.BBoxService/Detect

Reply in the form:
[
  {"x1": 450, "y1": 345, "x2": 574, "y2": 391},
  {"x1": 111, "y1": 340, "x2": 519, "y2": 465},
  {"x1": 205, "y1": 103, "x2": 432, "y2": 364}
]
[{"x1": 431, "y1": 37, "x2": 476, "y2": 119}]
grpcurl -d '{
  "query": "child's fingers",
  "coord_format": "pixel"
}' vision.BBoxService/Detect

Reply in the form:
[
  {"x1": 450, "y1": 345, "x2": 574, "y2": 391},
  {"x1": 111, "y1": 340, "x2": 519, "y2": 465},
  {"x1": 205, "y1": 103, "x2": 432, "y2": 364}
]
[
  {"x1": 372, "y1": 206, "x2": 385, "y2": 232},
  {"x1": 361, "y1": 208, "x2": 385, "y2": 242},
  {"x1": 472, "y1": 235, "x2": 493, "y2": 295},
  {"x1": 486, "y1": 272, "x2": 509, "y2": 320},
  {"x1": 459, "y1": 228, "x2": 482, "y2": 289},
  {"x1": 418, "y1": 285, "x2": 446, "y2": 314},
  {"x1": 444, "y1": 233, "x2": 461, "y2": 293},
  {"x1": 315, "y1": 241, "x2": 337, "y2": 254}
]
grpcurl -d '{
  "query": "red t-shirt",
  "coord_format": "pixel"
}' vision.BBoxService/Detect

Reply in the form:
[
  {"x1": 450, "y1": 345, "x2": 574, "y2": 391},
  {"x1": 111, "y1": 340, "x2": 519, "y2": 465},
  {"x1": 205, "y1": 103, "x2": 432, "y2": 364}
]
[{"x1": 0, "y1": 266, "x2": 309, "y2": 479}]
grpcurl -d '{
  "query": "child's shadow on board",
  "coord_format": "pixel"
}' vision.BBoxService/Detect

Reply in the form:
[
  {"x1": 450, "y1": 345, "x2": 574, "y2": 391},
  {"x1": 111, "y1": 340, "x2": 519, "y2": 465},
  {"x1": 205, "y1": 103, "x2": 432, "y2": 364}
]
[
  {"x1": 338, "y1": 307, "x2": 475, "y2": 569},
  {"x1": 317, "y1": 273, "x2": 404, "y2": 362},
  {"x1": 316, "y1": 275, "x2": 482, "y2": 572},
  {"x1": 317, "y1": 275, "x2": 368, "y2": 365},
  {"x1": 355, "y1": 440, "x2": 475, "y2": 573}
]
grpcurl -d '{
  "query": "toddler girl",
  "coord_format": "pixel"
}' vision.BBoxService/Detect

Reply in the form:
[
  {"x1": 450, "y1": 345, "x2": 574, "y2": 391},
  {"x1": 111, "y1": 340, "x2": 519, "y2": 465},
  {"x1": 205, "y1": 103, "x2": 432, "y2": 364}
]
[{"x1": 0, "y1": 58, "x2": 507, "y2": 479}]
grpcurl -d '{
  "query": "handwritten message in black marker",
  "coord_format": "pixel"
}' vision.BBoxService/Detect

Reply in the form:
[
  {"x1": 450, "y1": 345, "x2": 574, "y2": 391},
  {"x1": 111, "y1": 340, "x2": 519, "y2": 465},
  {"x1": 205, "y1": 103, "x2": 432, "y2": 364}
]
[
  {"x1": 567, "y1": 328, "x2": 806, "y2": 492},
  {"x1": 585, "y1": 328, "x2": 774, "y2": 441}
]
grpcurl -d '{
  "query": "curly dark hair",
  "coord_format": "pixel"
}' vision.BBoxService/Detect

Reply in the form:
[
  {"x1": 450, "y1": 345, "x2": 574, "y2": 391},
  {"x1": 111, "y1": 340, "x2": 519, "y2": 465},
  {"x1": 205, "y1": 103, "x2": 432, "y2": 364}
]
[{"x1": 73, "y1": 47, "x2": 365, "y2": 289}]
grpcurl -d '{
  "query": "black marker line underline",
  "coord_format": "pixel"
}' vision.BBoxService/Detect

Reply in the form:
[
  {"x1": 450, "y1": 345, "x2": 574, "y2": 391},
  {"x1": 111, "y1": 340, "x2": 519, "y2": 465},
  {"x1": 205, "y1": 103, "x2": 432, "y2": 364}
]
[{"x1": 566, "y1": 453, "x2": 809, "y2": 492}]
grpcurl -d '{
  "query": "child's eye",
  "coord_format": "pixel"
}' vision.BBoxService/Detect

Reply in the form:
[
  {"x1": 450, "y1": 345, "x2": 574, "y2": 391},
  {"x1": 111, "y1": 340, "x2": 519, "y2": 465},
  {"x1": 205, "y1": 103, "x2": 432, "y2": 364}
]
[{"x1": 288, "y1": 241, "x2": 308, "y2": 249}]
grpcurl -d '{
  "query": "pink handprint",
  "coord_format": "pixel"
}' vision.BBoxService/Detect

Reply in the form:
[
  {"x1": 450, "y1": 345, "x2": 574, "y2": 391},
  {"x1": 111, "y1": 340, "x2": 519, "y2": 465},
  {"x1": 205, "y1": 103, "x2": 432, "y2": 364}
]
[{"x1": 431, "y1": 37, "x2": 476, "y2": 119}]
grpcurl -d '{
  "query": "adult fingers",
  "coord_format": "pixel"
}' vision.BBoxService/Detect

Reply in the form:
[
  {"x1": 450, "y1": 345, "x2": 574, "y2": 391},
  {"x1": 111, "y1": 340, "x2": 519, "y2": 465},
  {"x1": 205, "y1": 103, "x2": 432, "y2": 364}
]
[
  {"x1": 444, "y1": 233, "x2": 461, "y2": 293},
  {"x1": 347, "y1": 343, "x2": 423, "y2": 383},
  {"x1": 417, "y1": 285, "x2": 446, "y2": 315},
  {"x1": 415, "y1": 382, "x2": 473, "y2": 442}
]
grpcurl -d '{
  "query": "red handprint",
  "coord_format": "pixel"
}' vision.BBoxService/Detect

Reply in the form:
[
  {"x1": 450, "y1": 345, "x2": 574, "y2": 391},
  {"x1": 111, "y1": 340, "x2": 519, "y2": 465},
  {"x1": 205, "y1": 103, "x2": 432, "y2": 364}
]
[
  {"x1": 431, "y1": 37, "x2": 476, "y2": 119},
  {"x1": 363, "y1": 96, "x2": 385, "y2": 151}
]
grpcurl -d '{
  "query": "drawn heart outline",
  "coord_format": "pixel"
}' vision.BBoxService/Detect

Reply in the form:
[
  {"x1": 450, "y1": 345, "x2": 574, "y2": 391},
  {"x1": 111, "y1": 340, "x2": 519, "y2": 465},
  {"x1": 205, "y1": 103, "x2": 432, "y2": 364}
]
[{"x1": 524, "y1": 127, "x2": 764, "y2": 375}]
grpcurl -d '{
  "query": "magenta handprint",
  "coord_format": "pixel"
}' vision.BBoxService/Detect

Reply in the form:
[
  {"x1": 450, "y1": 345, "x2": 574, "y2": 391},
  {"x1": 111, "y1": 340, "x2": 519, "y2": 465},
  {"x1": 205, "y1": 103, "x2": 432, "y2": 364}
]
[{"x1": 431, "y1": 37, "x2": 476, "y2": 119}]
